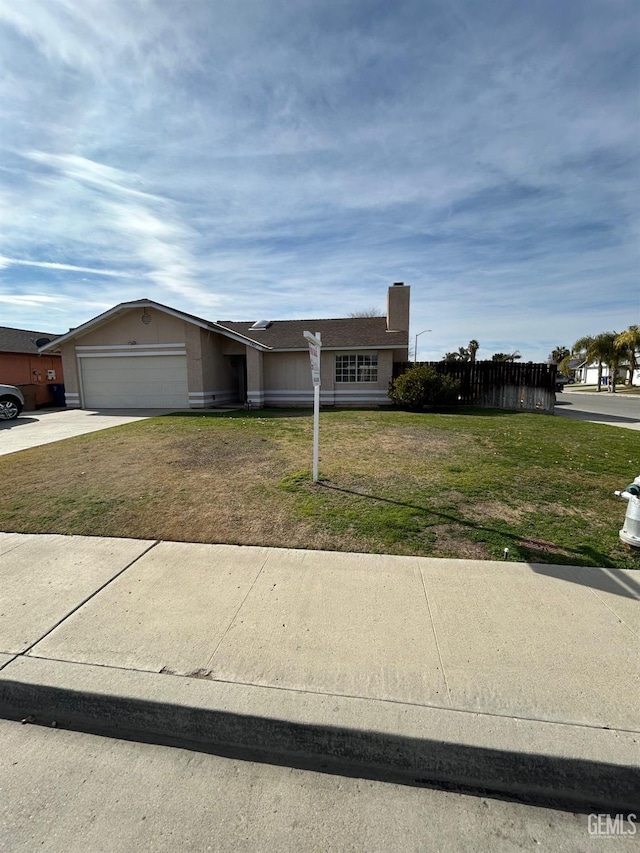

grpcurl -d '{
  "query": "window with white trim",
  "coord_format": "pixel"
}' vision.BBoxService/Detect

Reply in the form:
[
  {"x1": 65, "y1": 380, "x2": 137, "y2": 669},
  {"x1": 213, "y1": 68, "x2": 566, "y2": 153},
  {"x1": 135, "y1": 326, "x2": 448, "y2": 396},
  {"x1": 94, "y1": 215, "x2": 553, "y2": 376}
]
[{"x1": 335, "y1": 353, "x2": 378, "y2": 383}]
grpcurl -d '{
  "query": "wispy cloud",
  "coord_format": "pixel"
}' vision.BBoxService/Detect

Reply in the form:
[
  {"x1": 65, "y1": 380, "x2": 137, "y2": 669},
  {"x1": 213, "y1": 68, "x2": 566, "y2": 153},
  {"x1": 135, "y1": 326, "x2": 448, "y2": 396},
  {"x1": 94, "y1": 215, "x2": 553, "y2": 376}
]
[
  {"x1": 0, "y1": 0, "x2": 637, "y2": 357},
  {"x1": 0, "y1": 293, "x2": 63, "y2": 306},
  {"x1": 0, "y1": 256, "x2": 135, "y2": 277}
]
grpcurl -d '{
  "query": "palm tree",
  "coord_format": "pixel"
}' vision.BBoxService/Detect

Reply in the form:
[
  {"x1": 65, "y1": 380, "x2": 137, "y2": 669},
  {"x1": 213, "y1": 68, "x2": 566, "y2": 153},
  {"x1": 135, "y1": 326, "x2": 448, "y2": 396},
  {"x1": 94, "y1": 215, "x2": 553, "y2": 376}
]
[
  {"x1": 615, "y1": 325, "x2": 640, "y2": 386},
  {"x1": 572, "y1": 333, "x2": 618, "y2": 391},
  {"x1": 550, "y1": 346, "x2": 570, "y2": 365},
  {"x1": 468, "y1": 340, "x2": 479, "y2": 363},
  {"x1": 601, "y1": 333, "x2": 621, "y2": 392},
  {"x1": 571, "y1": 334, "x2": 600, "y2": 390}
]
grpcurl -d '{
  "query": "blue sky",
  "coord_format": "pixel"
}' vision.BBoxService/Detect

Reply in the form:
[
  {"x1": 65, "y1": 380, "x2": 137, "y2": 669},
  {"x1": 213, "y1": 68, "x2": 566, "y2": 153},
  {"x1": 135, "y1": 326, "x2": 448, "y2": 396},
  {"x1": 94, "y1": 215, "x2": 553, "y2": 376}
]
[{"x1": 0, "y1": 0, "x2": 638, "y2": 361}]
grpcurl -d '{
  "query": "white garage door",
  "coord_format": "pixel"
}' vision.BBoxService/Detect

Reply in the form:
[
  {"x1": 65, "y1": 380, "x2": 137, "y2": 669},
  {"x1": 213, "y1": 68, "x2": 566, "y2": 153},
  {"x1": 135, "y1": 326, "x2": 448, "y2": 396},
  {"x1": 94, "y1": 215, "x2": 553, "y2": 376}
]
[{"x1": 80, "y1": 355, "x2": 189, "y2": 409}]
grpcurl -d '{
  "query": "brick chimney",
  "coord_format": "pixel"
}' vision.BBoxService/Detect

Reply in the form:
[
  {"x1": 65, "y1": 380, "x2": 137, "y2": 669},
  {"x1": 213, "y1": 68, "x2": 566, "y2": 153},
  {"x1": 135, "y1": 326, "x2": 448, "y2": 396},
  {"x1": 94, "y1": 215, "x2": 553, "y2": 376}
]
[{"x1": 386, "y1": 282, "x2": 410, "y2": 333}]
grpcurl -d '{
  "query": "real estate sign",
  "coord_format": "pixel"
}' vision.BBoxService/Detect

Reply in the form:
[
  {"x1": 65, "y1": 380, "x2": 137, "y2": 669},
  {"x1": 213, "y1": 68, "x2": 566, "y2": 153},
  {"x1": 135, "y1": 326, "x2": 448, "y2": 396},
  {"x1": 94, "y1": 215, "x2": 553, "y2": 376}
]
[
  {"x1": 303, "y1": 330, "x2": 322, "y2": 482},
  {"x1": 304, "y1": 331, "x2": 322, "y2": 386}
]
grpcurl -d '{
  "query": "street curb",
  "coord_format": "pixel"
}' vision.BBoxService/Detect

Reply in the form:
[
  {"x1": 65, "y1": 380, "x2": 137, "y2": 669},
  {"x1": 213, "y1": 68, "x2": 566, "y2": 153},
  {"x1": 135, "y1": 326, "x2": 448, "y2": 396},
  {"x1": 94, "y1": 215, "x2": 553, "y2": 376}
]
[{"x1": 1, "y1": 666, "x2": 638, "y2": 814}]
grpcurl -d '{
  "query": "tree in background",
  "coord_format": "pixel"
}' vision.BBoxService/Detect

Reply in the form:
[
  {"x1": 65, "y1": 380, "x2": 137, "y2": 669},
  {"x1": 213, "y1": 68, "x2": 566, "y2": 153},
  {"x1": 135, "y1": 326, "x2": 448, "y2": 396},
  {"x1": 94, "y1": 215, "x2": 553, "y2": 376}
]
[
  {"x1": 443, "y1": 347, "x2": 470, "y2": 362},
  {"x1": 347, "y1": 307, "x2": 384, "y2": 317},
  {"x1": 442, "y1": 341, "x2": 479, "y2": 363},
  {"x1": 571, "y1": 333, "x2": 618, "y2": 391},
  {"x1": 491, "y1": 351, "x2": 521, "y2": 362},
  {"x1": 549, "y1": 346, "x2": 570, "y2": 365},
  {"x1": 602, "y1": 332, "x2": 621, "y2": 392},
  {"x1": 569, "y1": 334, "x2": 595, "y2": 384},
  {"x1": 615, "y1": 325, "x2": 640, "y2": 386}
]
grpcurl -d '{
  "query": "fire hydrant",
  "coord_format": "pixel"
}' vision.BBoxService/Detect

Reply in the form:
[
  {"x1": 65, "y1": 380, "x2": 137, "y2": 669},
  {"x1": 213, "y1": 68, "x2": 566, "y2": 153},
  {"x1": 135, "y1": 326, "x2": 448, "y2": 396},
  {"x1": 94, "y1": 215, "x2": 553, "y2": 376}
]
[{"x1": 615, "y1": 475, "x2": 640, "y2": 549}]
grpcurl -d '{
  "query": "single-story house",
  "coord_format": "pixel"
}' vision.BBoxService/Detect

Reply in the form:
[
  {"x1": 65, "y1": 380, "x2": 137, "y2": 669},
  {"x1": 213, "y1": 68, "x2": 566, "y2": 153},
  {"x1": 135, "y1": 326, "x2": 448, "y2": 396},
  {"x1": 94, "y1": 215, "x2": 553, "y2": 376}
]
[
  {"x1": 39, "y1": 283, "x2": 410, "y2": 409},
  {"x1": 0, "y1": 326, "x2": 63, "y2": 408},
  {"x1": 574, "y1": 362, "x2": 639, "y2": 386}
]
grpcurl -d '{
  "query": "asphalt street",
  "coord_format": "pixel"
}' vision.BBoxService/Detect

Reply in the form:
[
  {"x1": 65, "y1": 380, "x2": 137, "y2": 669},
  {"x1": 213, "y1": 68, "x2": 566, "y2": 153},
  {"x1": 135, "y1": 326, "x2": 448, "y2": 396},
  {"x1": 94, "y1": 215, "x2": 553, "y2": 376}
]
[{"x1": 555, "y1": 389, "x2": 640, "y2": 430}]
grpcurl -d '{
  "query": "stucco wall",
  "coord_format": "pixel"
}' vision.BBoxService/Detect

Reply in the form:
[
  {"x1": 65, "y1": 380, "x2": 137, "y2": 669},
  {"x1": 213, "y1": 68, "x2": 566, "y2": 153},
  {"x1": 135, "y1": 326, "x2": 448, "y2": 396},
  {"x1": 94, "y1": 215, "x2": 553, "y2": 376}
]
[
  {"x1": 261, "y1": 349, "x2": 393, "y2": 406},
  {"x1": 0, "y1": 352, "x2": 64, "y2": 408},
  {"x1": 246, "y1": 347, "x2": 264, "y2": 407},
  {"x1": 220, "y1": 339, "x2": 246, "y2": 356},
  {"x1": 199, "y1": 329, "x2": 238, "y2": 405},
  {"x1": 57, "y1": 309, "x2": 252, "y2": 409},
  {"x1": 58, "y1": 308, "x2": 191, "y2": 408},
  {"x1": 59, "y1": 344, "x2": 80, "y2": 406},
  {"x1": 77, "y1": 308, "x2": 186, "y2": 346},
  {"x1": 263, "y1": 352, "x2": 315, "y2": 390}
]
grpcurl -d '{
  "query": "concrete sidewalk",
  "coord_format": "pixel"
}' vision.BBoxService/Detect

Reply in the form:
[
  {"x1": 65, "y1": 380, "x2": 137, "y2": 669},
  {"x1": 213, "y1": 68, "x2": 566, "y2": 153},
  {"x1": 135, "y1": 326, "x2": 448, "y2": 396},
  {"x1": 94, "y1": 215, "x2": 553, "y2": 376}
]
[{"x1": 0, "y1": 533, "x2": 638, "y2": 811}]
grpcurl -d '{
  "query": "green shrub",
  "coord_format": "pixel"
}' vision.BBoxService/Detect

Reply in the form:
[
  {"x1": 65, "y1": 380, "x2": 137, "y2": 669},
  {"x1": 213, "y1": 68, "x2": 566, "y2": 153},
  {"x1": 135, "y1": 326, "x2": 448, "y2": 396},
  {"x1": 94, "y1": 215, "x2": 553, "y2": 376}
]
[{"x1": 388, "y1": 366, "x2": 460, "y2": 411}]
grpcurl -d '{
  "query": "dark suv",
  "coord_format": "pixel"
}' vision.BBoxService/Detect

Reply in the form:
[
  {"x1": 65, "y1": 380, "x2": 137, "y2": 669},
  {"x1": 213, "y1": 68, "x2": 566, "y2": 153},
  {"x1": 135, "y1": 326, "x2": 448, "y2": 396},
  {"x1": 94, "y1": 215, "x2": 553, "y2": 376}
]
[{"x1": 555, "y1": 375, "x2": 575, "y2": 392}]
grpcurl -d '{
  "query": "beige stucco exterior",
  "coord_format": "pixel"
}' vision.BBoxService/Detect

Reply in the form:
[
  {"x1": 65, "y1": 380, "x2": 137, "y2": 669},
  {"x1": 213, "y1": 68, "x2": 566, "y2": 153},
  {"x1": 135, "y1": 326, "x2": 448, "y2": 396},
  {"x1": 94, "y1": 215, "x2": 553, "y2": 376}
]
[
  {"x1": 57, "y1": 307, "x2": 254, "y2": 409},
  {"x1": 46, "y1": 285, "x2": 408, "y2": 410},
  {"x1": 260, "y1": 349, "x2": 394, "y2": 406},
  {"x1": 77, "y1": 308, "x2": 185, "y2": 347}
]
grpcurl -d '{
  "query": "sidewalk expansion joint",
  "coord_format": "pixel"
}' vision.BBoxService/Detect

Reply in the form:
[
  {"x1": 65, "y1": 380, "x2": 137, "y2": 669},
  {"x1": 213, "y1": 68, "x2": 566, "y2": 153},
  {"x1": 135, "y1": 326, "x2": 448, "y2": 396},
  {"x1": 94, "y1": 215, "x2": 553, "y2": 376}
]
[
  {"x1": 586, "y1": 588, "x2": 640, "y2": 640},
  {"x1": 20, "y1": 540, "x2": 161, "y2": 656},
  {"x1": 204, "y1": 550, "x2": 272, "y2": 670},
  {"x1": 419, "y1": 568, "x2": 452, "y2": 708},
  {"x1": 0, "y1": 539, "x2": 30, "y2": 559}
]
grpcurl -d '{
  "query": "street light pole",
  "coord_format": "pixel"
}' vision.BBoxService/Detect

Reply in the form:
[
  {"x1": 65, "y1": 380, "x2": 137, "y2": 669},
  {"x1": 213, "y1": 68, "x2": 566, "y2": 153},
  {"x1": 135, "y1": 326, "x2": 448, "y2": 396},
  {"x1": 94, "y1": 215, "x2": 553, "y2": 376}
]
[{"x1": 414, "y1": 329, "x2": 432, "y2": 365}]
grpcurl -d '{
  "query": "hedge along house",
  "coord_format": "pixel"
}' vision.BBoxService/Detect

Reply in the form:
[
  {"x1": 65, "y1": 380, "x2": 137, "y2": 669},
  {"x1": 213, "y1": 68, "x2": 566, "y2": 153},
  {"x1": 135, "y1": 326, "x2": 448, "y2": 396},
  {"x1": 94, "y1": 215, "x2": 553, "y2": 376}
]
[{"x1": 39, "y1": 283, "x2": 410, "y2": 410}]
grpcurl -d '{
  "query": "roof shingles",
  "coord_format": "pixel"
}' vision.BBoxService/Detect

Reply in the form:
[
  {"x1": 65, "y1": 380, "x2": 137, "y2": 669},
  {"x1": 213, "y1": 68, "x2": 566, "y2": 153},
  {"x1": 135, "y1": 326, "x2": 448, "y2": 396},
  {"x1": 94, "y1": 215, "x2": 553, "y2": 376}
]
[
  {"x1": 0, "y1": 326, "x2": 60, "y2": 354},
  {"x1": 217, "y1": 317, "x2": 407, "y2": 349}
]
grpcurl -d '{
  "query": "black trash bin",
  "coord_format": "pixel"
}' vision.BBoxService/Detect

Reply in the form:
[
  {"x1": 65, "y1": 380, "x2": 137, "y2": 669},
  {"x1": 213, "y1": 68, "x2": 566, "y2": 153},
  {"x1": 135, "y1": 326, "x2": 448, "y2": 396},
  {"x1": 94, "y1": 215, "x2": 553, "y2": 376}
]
[{"x1": 48, "y1": 383, "x2": 66, "y2": 407}]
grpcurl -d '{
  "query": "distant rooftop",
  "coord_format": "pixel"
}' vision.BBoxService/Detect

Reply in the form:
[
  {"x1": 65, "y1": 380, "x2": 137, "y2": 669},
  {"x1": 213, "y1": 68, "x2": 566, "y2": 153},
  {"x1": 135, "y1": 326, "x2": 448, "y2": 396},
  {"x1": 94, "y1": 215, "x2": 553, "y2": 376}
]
[{"x1": 0, "y1": 326, "x2": 61, "y2": 354}]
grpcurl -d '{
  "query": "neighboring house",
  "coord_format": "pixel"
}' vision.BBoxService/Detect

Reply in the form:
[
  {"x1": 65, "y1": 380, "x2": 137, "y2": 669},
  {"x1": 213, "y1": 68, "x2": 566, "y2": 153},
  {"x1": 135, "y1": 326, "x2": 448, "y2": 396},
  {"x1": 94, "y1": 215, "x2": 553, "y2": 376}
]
[
  {"x1": 39, "y1": 283, "x2": 410, "y2": 410},
  {"x1": 0, "y1": 326, "x2": 63, "y2": 409},
  {"x1": 575, "y1": 362, "x2": 639, "y2": 386}
]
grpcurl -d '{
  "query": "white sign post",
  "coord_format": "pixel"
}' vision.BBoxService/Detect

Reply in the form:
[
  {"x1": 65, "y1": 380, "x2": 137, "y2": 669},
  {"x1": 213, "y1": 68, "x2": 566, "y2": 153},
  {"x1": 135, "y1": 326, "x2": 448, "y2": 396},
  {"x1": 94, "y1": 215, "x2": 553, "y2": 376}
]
[{"x1": 303, "y1": 330, "x2": 321, "y2": 483}]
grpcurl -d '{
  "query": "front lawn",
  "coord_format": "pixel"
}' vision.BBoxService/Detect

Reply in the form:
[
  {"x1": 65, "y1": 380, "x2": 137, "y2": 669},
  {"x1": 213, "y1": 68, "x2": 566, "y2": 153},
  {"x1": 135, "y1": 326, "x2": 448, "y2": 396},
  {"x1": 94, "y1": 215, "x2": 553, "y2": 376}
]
[{"x1": 3, "y1": 408, "x2": 639, "y2": 568}]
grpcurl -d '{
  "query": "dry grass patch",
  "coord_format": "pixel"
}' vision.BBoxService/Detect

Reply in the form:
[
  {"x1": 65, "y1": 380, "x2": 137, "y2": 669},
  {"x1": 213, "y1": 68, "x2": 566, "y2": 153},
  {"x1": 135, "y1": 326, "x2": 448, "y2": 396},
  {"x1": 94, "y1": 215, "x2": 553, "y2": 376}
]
[
  {"x1": 468, "y1": 501, "x2": 529, "y2": 525},
  {"x1": 518, "y1": 537, "x2": 574, "y2": 559},
  {"x1": 1, "y1": 408, "x2": 639, "y2": 568},
  {"x1": 427, "y1": 525, "x2": 493, "y2": 560}
]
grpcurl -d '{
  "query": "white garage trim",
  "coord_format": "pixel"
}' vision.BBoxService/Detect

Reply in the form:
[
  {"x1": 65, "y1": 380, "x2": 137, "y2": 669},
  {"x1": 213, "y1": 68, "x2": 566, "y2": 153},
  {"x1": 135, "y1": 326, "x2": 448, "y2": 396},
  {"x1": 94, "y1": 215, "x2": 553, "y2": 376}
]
[
  {"x1": 76, "y1": 343, "x2": 186, "y2": 351},
  {"x1": 80, "y1": 354, "x2": 189, "y2": 409},
  {"x1": 77, "y1": 350, "x2": 187, "y2": 358}
]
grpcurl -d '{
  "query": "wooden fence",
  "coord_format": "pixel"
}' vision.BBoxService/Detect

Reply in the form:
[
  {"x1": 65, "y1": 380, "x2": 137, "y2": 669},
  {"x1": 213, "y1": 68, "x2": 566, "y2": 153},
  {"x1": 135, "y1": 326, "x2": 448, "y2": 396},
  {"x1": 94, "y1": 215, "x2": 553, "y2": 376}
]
[{"x1": 393, "y1": 361, "x2": 557, "y2": 413}]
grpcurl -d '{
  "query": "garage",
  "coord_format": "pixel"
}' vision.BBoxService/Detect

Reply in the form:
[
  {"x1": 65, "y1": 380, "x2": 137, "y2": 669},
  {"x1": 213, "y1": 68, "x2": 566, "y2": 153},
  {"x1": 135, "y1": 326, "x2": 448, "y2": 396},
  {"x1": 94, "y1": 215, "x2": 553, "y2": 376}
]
[{"x1": 80, "y1": 355, "x2": 189, "y2": 409}]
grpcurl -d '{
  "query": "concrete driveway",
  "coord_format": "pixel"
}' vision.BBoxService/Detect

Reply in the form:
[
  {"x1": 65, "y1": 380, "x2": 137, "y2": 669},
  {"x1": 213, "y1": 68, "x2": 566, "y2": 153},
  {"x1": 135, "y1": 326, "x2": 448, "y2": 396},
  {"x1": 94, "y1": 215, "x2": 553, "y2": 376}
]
[{"x1": 0, "y1": 408, "x2": 168, "y2": 456}]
